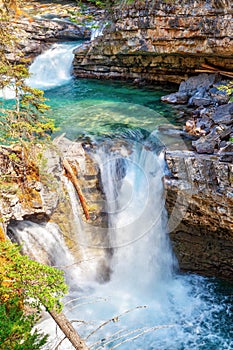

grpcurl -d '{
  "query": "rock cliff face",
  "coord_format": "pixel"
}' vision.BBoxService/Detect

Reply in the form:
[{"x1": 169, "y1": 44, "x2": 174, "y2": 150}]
[
  {"x1": 0, "y1": 140, "x2": 111, "y2": 282},
  {"x1": 8, "y1": 1, "x2": 93, "y2": 62},
  {"x1": 73, "y1": 0, "x2": 233, "y2": 83},
  {"x1": 165, "y1": 150, "x2": 233, "y2": 279}
]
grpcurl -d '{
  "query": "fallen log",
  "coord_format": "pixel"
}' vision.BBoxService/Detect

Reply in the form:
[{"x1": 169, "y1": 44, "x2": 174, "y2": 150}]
[
  {"x1": 49, "y1": 310, "x2": 89, "y2": 350},
  {"x1": 195, "y1": 63, "x2": 233, "y2": 78},
  {"x1": 63, "y1": 158, "x2": 90, "y2": 221}
]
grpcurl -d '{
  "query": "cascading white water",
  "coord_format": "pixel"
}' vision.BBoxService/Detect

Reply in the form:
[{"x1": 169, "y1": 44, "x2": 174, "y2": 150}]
[
  {"x1": 8, "y1": 221, "x2": 73, "y2": 267},
  {"x1": 0, "y1": 42, "x2": 79, "y2": 99},
  {"x1": 8, "y1": 137, "x2": 232, "y2": 350},
  {"x1": 7, "y1": 220, "x2": 85, "y2": 291},
  {"x1": 26, "y1": 42, "x2": 80, "y2": 90},
  {"x1": 93, "y1": 139, "x2": 176, "y2": 294},
  {"x1": 1, "y1": 35, "x2": 231, "y2": 349}
]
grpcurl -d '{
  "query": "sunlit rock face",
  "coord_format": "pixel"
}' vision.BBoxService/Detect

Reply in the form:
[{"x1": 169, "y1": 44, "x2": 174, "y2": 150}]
[
  {"x1": 73, "y1": 0, "x2": 233, "y2": 83},
  {"x1": 164, "y1": 150, "x2": 233, "y2": 280}
]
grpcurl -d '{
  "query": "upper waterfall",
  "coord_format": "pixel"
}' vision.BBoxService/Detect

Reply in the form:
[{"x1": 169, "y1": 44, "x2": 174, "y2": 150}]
[{"x1": 26, "y1": 42, "x2": 80, "y2": 90}]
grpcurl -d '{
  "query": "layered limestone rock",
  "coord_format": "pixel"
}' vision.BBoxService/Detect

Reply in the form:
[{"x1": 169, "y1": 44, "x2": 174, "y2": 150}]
[
  {"x1": 165, "y1": 150, "x2": 233, "y2": 279},
  {"x1": 8, "y1": 1, "x2": 93, "y2": 62},
  {"x1": 0, "y1": 140, "x2": 111, "y2": 282},
  {"x1": 73, "y1": 0, "x2": 233, "y2": 83},
  {"x1": 0, "y1": 140, "x2": 106, "y2": 227},
  {"x1": 161, "y1": 73, "x2": 232, "y2": 279},
  {"x1": 0, "y1": 145, "x2": 52, "y2": 224}
]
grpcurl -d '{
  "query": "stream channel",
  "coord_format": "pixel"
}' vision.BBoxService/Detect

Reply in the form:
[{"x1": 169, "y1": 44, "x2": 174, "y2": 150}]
[{"x1": 6, "y1": 42, "x2": 233, "y2": 349}]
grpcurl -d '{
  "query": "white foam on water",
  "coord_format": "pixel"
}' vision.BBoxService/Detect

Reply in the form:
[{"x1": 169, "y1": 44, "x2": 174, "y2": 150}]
[{"x1": 26, "y1": 42, "x2": 80, "y2": 90}]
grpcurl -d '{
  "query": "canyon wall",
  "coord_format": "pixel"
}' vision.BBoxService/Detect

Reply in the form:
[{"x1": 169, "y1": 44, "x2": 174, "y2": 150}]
[
  {"x1": 73, "y1": 0, "x2": 233, "y2": 83},
  {"x1": 165, "y1": 150, "x2": 233, "y2": 279},
  {"x1": 74, "y1": 0, "x2": 233, "y2": 279}
]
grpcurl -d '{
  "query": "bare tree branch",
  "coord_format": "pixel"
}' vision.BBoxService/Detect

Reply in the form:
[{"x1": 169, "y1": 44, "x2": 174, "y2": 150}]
[
  {"x1": 110, "y1": 324, "x2": 175, "y2": 349},
  {"x1": 66, "y1": 297, "x2": 108, "y2": 313},
  {"x1": 86, "y1": 306, "x2": 147, "y2": 341},
  {"x1": 54, "y1": 336, "x2": 66, "y2": 350}
]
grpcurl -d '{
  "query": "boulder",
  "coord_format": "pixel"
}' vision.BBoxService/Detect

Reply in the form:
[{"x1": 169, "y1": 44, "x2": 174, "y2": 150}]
[
  {"x1": 179, "y1": 74, "x2": 217, "y2": 95},
  {"x1": 212, "y1": 103, "x2": 233, "y2": 125},
  {"x1": 192, "y1": 136, "x2": 217, "y2": 154},
  {"x1": 161, "y1": 92, "x2": 188, "y2": 104},
  {"x1": 219, "y1": 142, "x2": 233, "y2": 162},
  {"x1": 209, "y1": 87, "x2": 229, "y2": 105},
  {"x1": 190, "y1": 96, "x2": 212, "y2": 107}
]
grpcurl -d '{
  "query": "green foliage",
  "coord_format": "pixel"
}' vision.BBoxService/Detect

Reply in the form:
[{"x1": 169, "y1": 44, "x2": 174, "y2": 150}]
[
  {"x1": 0, "y1": 240, "x2": 68, "y2": 349},
  {"x1": 0, "y1": 241, "x2": 68, "y2": 312},
  {"x1": 217, "y1": 81, "x2": 233, "y2": 102},
  {"x1": 0, "y1": 1, "x2": 55, "y2": 145},
  {"x1": 0, "y1": 297, "x2": 48, "y2": 350},
  {"x1": 77, "y1": 0, "x2": 134, "y2": 9}
]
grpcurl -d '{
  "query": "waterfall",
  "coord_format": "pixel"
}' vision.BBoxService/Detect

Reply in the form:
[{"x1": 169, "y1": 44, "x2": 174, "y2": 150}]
[
  {"x1": 26, "y1": 42, "x2": 80, "y2": 90},
  {"x1": 0, "y1": 42, "x2": 79, "y2": 99},
  {"x1": 7, "y1": 136, "x2": 232, "y2": 349},
  {"x1": 8, "y1": 221, "x2": 73, "y2": 267},
  {"x1": 93, "y1": 138, "x2": 176, "y2": 293}
]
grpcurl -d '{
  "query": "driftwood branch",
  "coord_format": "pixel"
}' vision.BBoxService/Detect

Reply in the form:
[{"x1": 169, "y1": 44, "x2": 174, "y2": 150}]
[
  {"x1": 195, "y1": 63, "x2": 233, "y2": 78},
  {"x1": 63, "y1": 158, "x2": 90, "y2": 220},
  {"x1": 49, "y1": 310, "x2": 89, "y2": 350}
]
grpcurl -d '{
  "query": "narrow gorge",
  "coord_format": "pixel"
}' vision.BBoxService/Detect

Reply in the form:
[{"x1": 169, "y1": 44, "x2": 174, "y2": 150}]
[{"x1": 0, "y1": 1, "x2": 232, "y2": 349}]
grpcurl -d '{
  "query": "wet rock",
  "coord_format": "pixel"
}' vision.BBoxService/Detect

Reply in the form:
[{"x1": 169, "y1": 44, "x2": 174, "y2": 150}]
[
  {"x1": 55, "y1": 27, "x2": 91, "y2": 41},
  {"x1": 161, "y1": 92, "x2": 188, "y2": 104},
  {"x1": 212, "y1": 103, "x2": 233, "y2": 125}
]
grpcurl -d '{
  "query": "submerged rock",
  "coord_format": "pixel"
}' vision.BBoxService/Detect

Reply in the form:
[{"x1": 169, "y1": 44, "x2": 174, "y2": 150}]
[{"x1": 161, "y1": 92, "x2": 188, "y2": 104}]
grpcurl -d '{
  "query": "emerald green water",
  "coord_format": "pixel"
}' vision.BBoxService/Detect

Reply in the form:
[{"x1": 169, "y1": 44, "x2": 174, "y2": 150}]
[
  {"x1": 45, "y1": 79, "x2": 178, "y2": 140},
  {"x1": 1, "y1": 52, "x2": 232, "y2": 349},
  {"x1": 44, "y1": 78, "x2": 233, "y2": 350}
]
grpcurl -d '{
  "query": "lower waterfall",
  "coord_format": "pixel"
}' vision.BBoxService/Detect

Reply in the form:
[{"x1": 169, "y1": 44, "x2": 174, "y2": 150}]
[{"x1": 8, "y1": 135, "x2": 232, "y2": 350}]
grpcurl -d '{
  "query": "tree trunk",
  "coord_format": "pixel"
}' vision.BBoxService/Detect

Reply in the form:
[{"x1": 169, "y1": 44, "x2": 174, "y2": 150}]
[
  {"x1": 49, "y1": 310, "x2": 89, "y2": 350},
  {"x1": 63, "y1": 158, "x2": 90, "y2": 220}
]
